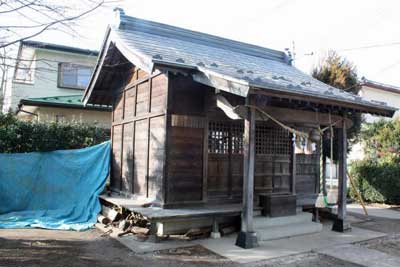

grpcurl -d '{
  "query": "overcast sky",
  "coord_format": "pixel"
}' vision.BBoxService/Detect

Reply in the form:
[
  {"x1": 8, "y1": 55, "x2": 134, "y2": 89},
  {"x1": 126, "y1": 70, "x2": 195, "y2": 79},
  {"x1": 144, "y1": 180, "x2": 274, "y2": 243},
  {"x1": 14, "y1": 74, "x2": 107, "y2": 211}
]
[{"x1": 20, "y1": 0, "x2": 400, "y2": 86}]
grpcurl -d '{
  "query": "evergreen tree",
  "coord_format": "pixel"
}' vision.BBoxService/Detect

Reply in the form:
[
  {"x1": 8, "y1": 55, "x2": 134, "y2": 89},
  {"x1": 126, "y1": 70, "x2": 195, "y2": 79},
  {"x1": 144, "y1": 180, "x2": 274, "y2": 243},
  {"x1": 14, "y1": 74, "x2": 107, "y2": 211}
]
[{"x1": 312, "y1": 51, "x2": 362, "y2": 160}]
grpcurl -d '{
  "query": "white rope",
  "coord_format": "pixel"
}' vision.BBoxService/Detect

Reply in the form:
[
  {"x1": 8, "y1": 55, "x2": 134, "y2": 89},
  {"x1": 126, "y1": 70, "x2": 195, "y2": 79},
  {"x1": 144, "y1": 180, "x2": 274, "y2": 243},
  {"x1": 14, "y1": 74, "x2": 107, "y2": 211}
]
[{"x1": 244, "y1": 105, "x2": 309, "y2": 138}]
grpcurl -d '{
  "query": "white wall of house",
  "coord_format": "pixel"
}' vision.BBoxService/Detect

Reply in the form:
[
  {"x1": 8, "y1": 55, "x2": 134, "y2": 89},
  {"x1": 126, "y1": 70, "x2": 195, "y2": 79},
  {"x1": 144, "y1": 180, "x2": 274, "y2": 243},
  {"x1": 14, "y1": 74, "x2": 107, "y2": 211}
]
[
  {"x1": 349, "y1": 84, "x2": 400, "y2": 161},
  {"x1": 359, "y1": 85, "x2": 400, "y2": 122},
  {"x1": 2, "y1": 48, "x2": 97, "y2": 112}
]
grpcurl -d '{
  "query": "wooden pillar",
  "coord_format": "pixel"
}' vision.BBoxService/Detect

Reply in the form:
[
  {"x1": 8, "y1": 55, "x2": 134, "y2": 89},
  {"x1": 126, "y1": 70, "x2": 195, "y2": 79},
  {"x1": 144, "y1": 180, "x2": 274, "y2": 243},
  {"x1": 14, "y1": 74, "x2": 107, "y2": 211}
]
[
  {"x1": 235, "y1": 97, "x2": 258, "y2": 249},
  {"x1": 290, "y1": 133, "x2": 297, "y2": 195},
  {"x1": 332, "y1": 118, "x2": 351, "y2": 232},
  {"x1": 322, "y1": 149, "x2": 327, "y2": 196}
]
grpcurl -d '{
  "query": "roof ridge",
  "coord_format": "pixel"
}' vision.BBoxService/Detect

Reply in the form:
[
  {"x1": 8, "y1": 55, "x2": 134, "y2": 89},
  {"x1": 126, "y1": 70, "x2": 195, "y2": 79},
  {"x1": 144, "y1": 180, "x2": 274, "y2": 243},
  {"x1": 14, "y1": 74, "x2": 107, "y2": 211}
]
[{"x1": 116, "y1": 14, "x2": 290, "y2": 64}]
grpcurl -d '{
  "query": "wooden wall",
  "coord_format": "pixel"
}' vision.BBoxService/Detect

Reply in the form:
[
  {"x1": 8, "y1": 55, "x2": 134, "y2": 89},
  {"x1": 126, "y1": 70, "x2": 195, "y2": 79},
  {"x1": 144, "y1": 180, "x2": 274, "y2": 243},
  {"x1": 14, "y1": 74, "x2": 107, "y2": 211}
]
[
  {"x1": 164, "y1": 73, "x2": 209, "y2": 205},
  {"x1": 296, "y1": 154, "x2": 320, "y2": 206},
  {"x1": 110, "y1": 69, "x2": 320, "y2": 208},
  {"x1": 111, "y1": 67, "x2": 168, "y2": 204}
]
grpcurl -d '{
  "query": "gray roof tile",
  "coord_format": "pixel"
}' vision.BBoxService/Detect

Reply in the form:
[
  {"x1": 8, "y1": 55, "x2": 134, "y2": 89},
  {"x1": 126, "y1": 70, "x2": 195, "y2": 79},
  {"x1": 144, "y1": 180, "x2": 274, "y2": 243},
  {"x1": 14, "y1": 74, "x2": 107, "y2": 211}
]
[{"x1": 86, "y1": 11, "x2": 396, "y2": 115}]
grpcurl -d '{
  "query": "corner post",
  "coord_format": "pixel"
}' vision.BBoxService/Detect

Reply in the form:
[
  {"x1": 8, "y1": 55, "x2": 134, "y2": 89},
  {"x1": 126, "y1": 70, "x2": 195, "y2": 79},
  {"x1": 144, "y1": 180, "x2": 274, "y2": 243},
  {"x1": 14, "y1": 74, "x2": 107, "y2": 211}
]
[
  {"x1": 332, "y1": 117, "x2": 351, "y2": 232},
  {"x1": 236, "y1": 96, "x2": 258, "y2": 249},
  {"x1": 290, "y1": 133, "x2": 297, "y2": 195}
]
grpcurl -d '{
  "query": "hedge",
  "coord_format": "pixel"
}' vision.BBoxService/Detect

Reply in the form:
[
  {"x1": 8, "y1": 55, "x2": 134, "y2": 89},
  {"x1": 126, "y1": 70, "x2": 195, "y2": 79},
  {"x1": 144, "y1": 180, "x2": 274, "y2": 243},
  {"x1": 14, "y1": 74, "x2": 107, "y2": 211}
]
[
  {"x1": 350, "y1": 160, "x2": 400, "y2": 204},
  {"x1": 0, "y1": 113, "x2": 110, "y2": 153},
  {"x1": 349, "y1": 120, "x2": 400, "y2": 204}
]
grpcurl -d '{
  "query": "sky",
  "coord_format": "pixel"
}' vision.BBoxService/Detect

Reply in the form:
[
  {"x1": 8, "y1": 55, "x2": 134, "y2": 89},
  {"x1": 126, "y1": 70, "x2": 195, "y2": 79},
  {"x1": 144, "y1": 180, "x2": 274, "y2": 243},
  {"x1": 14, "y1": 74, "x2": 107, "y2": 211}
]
[{"x1": 7, "y1": 0, "x2": 400, "y2": 86}]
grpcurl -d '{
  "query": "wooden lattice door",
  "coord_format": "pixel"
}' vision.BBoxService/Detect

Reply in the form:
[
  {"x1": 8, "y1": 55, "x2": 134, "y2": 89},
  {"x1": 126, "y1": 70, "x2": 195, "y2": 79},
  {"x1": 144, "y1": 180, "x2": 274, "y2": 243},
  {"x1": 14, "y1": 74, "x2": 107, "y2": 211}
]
[{"x1": 207, "y1": 120, "x2": 292, "y2": 201}]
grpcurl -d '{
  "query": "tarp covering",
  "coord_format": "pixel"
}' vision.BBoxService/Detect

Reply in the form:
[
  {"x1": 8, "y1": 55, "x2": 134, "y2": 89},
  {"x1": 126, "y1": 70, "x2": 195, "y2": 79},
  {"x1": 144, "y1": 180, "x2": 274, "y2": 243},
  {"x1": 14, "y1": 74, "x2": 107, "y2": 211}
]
[{"x1": 0, "y1": 141, "x2": 110, "y2": 231}]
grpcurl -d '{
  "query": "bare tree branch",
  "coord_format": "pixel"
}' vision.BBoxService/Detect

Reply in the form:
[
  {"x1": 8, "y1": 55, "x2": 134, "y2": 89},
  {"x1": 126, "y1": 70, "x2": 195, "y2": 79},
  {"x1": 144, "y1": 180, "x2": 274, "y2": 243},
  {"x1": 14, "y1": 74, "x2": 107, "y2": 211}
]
[
  {"x1": 0, "y1": 0, "x2": 38, "y2": 14},
  {"x1": 0, "y1": 0, "x2": 111, "y2": 49}
]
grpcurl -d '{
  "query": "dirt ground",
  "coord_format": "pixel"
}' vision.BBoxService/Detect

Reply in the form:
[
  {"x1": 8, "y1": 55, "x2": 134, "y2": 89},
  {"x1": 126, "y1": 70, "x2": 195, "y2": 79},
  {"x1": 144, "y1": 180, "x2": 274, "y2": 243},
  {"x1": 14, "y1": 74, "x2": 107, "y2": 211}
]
[
  {"x1": 1, "y1": 211, "x2": 400, "y2": 267},
  {"x1": 0, "y1": 229, "x2": 235, "y2": 267}
]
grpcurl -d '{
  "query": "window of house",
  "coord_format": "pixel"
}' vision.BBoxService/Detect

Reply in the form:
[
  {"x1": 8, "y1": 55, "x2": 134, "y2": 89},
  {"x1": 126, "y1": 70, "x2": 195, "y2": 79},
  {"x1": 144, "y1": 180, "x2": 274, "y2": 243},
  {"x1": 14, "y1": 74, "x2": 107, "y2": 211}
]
[
  {"x1": 14, "y1": 58, "x2": 35, "y2": 84},
  {"x1": 58, "y1": 63, "x2": 93, "y2": 89}
]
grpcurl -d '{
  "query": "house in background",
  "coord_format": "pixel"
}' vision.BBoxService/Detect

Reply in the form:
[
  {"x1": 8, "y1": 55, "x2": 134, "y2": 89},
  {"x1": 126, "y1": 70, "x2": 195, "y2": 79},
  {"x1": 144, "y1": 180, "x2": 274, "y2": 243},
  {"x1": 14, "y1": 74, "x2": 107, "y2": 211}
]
[
  {"x1": 359, "y1": 78, "x2": 400, "y2": 122},
  {"x1": 17, "y1": 95, "x2": 110, "y2": 128},
  {"x1": 2, "y1": 40, "x2": 111, "y2": 127},
  {"x1": 349, "y1": 78, "x2": 400, "y2": 161}
]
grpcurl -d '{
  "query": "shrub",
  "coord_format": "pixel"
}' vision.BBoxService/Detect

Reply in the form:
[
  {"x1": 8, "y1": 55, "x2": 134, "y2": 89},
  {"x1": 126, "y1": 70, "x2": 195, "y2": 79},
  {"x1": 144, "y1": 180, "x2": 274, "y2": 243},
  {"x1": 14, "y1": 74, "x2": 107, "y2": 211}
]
[
  {"x1": 350, "y1": 160, "x2": 400, "y2": 204},
  {"x1": 350, "y1": 119, "x2": 400, "y2": 204},
  {"x1": 0, "y1": 113, "x2": 110, "y2": 153}
]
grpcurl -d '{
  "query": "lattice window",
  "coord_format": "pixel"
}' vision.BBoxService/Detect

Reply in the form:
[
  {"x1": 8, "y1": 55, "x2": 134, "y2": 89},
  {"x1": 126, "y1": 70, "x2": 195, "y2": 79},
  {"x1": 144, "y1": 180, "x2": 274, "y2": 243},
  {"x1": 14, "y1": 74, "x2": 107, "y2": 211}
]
[
  {"x1": 208, "y1": 122, "x2": 230, "y2": 154},
  {"x1": 209, "y1": 121, "x2": 290, "y2": 155},
  {"x1": 256, "y1": 124, "x2": 291, "y2": 155},
  {"x1": 231, "y1": 123, "x2": 244, "y2": 154}
]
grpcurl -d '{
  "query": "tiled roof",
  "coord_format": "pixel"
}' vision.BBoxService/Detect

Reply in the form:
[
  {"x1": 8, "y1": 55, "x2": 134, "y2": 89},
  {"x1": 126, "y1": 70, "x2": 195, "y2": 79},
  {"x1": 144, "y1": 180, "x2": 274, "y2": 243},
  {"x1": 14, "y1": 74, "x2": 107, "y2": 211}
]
[
  {"x1": 84, "y1": 9, "x2": 396, "y2": 115},
  {"x1": 20, "y1": 95, "x2": 110, "y2": 110}
]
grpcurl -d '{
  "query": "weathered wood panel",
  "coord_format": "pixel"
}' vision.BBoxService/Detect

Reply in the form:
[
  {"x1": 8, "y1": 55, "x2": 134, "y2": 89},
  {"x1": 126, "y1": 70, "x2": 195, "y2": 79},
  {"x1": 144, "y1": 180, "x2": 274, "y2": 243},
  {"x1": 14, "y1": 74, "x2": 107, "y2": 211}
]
[
  {"x1": 111, "y1": 125, "x2": 122, "y2": 190},
  {"x1": 113, "y1": 93, "x2": 124, "y2": 122},
  {"x1": 150, "y1": 74, "x2": 167, "y2": 113},
  {"x1": 148, "y1": 116, "x2": 166, "y2": 200},
  {"x1": 110, "y1": 67, "x2": 168, "y2": 202},
  {"x1": 124, "y1": 88, "x2": 135, "y2": 119},
  {"x1": 231, "y1": 154, "x2": 243, "y2": 197},
  {"x1": 207, "y1": 154, "x2": 229, "y2": 198},
  {"x1": 296, "y1": 153, "x2": 319, "y2": 206},
  {"x1": 121, "y1": 122, "x2": 134, "y2": 192},
  {"x1": 136, "y1": 81, "x2": 149, "y2": 116},
  {"x1": 169, "y1": 73, "x2": 206, "y2": 115},
  {"x1": 167, "y1": 127, "x2": 203, "y2": 202},
  {"x1": 134, "y1": 119, "x2": 148, "y2": 196}
]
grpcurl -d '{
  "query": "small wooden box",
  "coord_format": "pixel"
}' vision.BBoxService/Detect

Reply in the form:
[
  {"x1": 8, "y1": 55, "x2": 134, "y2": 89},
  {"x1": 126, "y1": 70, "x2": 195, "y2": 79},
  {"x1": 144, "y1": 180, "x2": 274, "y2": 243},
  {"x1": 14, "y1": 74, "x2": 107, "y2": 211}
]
[{"x1": 259, "y1": 194, "x2": 297, "y2": 217}]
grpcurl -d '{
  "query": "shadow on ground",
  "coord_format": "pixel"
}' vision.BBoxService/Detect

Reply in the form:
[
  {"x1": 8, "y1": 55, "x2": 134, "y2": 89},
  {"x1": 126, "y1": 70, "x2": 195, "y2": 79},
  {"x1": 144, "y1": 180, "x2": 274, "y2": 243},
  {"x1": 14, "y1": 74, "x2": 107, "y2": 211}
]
[{"x1": 0, "y1": 230, "x2": 235, "y2": 267}]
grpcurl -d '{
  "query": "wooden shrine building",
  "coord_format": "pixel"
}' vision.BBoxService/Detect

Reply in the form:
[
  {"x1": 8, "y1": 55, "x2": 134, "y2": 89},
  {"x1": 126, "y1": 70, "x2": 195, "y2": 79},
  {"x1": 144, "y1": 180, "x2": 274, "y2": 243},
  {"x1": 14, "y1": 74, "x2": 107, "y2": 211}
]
[{"x1": 83, "y1": 9, "x2": 395, "y2": 248}]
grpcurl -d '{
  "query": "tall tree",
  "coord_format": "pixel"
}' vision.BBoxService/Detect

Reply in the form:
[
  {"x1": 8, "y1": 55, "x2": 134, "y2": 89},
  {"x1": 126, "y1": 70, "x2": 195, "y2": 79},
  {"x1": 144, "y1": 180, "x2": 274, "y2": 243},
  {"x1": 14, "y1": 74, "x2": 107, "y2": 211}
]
[{"x1": 312, "y1": 51, "x2": 362, "y2": 160}]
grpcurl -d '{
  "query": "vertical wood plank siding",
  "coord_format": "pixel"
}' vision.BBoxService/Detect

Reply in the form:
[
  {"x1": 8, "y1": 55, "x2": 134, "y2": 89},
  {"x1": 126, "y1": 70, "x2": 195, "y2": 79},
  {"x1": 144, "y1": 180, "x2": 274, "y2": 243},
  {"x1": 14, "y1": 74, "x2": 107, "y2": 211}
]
[{"x1": 110, "y1": 67, "x2": 168, "y2": 204}]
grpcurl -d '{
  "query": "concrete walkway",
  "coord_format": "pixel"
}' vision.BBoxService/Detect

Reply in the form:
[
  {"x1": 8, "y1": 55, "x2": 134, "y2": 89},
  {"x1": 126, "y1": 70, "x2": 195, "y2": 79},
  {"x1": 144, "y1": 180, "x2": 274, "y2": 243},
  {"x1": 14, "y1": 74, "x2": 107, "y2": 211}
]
[
  {"x1": 348, "y1": 204, "x2": 400, "y2": 219},
  {"x1": 318, "y1": 244, "x2": 400, "y2": 267},
  {"x1": 194, "y1": 223, "x2": 384, "y2": 264}
]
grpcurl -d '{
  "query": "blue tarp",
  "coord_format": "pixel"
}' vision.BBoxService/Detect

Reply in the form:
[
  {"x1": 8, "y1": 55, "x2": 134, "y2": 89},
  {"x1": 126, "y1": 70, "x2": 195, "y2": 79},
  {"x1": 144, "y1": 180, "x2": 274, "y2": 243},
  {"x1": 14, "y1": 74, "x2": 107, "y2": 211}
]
[{"x1": 0, "y1": 141, "x2": 110, "y2": 231}]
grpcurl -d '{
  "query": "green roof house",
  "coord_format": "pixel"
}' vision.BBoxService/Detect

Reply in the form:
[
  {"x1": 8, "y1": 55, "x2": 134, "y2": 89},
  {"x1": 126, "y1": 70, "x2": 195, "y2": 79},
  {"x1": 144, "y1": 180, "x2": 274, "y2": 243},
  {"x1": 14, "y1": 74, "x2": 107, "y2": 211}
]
[{"x1": 3, "y1": 40, "x2": 110, "y2": 127}]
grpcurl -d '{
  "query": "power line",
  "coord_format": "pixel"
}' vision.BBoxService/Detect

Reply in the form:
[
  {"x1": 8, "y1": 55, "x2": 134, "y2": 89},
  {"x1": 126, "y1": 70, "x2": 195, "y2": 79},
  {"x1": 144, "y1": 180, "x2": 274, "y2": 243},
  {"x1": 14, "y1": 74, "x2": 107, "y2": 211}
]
[{"x1": 338, "y1": 41, "x2": 400, "y2": 52}]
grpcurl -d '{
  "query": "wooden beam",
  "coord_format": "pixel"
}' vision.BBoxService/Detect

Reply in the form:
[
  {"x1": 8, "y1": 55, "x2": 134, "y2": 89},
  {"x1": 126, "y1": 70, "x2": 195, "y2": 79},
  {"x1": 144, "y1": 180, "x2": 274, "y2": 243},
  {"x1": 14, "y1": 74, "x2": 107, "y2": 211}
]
[
  {"x1": 332, "y1": 117, "x2": 351, "y2": 232},
  {"x1": 235, "y1": 97, "x2": 258, "y2": 249},
  {"x1": 251, "y1": 88, "x2": 394, "y2": 117}
]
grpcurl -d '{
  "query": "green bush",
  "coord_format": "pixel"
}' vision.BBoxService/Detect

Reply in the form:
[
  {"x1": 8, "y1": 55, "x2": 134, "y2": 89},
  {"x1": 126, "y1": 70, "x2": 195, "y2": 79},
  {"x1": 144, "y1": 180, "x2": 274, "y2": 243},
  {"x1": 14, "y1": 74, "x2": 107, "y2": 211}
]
[
  {"x1": 350, "y1": 160, "x2": 400, "y2": 204},
  {"x1": 0, "y1": 113, "x2": 110, "y2": 153},
  {"x1": 350, "y1": 120, "x2": 400, "y2": 204}
]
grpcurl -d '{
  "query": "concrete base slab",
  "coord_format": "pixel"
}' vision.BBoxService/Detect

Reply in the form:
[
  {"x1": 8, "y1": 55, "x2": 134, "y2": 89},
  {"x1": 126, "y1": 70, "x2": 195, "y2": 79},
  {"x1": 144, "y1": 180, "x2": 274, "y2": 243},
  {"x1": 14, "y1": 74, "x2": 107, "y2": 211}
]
[
  {"x1": 257, "y1": 221, "x2": 323, "y2": 241},
  {"x1": 194, "y1": 223, "x2": 386, "y2": 264},
  {"x1": 347, "y1": 204, "x2": 400, "y2": 219},
  {"x1": 97, "y1": 221, "x2": 386, "y2": 264},
  {"x1": 318, "y1": 244, "x2": 400, "y2": 267}
]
